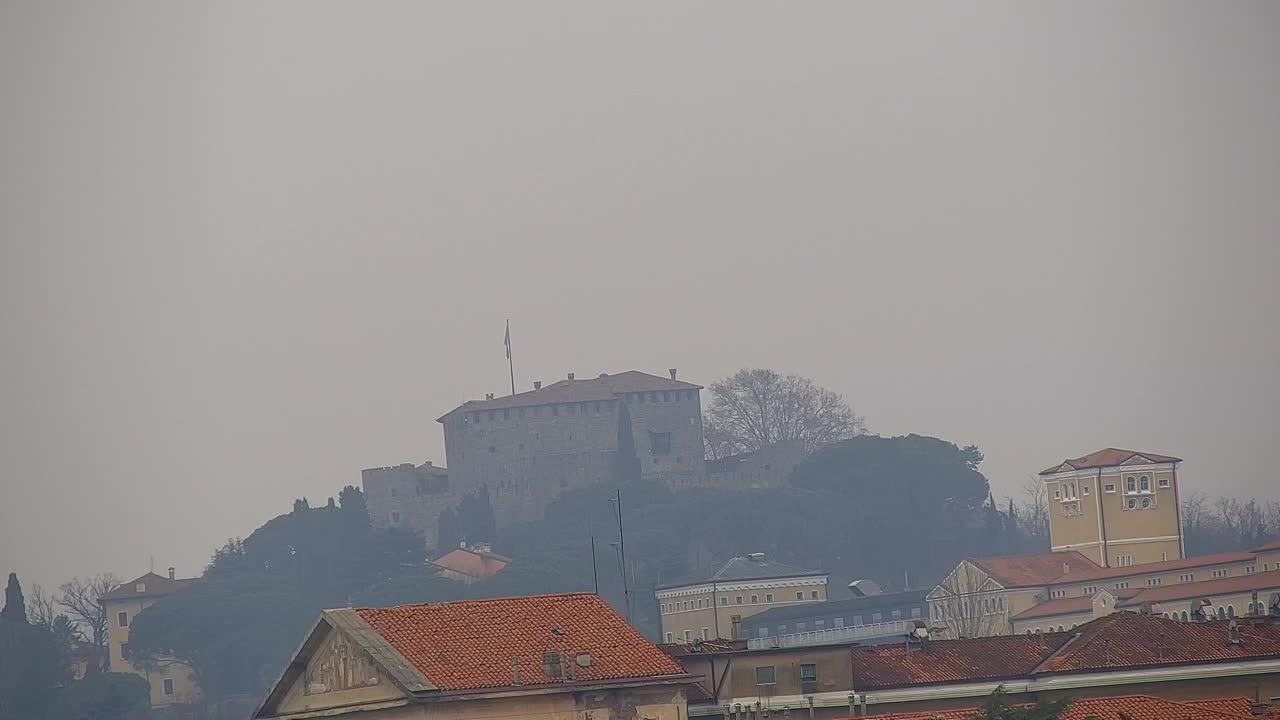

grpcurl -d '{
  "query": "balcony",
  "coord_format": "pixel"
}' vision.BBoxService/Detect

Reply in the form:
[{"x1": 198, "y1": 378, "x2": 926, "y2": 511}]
[{"x1": 746, "y1": 619, "x2": 914, "y2": 649}]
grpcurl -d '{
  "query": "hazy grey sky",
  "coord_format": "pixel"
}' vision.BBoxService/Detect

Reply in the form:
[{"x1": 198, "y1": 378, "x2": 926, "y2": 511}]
[{"x1": 3, "y1": 2, "x2": 1278, "y2": 595}]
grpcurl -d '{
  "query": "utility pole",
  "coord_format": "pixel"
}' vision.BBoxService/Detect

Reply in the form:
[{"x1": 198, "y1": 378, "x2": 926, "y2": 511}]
[
  {"x1": 589, "y1": 513, "x2": 599, "y2": 595},
  {"x1": 609, "y1": 489, "x2": 630, "y2": 621}
]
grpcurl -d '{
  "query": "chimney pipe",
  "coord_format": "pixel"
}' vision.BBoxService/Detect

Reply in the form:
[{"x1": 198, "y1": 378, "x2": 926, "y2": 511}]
[
  {"x1": 534, "y1": 381, "x2": 542, "y2": 390},
  {"x1": 669, "y1": 368, "x2": 678, "y2": 380},
  {"x1": 511, "y1": 657, "x2": 522, "y2": 686},
  {"x1": 485, "y1": 393, "x2": 494, "y2": 400},
  {"x1": 167, "y1": 567, "x2": 175, "y2": 580},
  {"x1": 567, "y1": 372, "x2": 575, "y2": 381}
]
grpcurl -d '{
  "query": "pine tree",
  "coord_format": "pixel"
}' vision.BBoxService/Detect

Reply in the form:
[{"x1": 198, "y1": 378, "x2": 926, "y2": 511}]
[{"x1": 1, "y1": 573, "x2": 25, "y2": 623}]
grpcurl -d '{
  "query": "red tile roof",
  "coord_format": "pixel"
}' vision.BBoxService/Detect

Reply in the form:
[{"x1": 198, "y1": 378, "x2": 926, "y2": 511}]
[
  {"x1": 851, "y1": 632, "x2": 1073, "y2": 689},
  {"x1": 101, "y1": 572, "x2": 198, "y2": 602},
  {"x1": 1187, "y1": 699, "x2": 1280, "y2": 720},
  {"x1": 968, "y1": 551, "x2": 1098, "y2": 588},
  {"x1": 862, "y1": 695, "x2": 1255, "y2": 720},
  {"x1": 1053, "y1": 551, "x2": 1257, "y2": 585},
  {"x1": 1254, "y1": 539, "x2": 1280, "y2": 553},
  {"x1": 431, "y1": 547, "x2": 510, "y2": 580},
  {"x1": 1010, "y1": 588, "x2": 1142, "y2": 621},
  {"x1": 355, "y1": 593, "x2": 686, "y2": 691},
  {"x1": 1040, "y1": 448, "x2": 1182, "y2": 475},
  {"x1": 1119, "y1": 571, "x2": 1280, "y2": 607},
  {"x1": 1032, "y1": 613, "x2": 1280, "y2": 674},
  {"x1": 851, "y1": 612, "x2": 1280, "y2": 690}
]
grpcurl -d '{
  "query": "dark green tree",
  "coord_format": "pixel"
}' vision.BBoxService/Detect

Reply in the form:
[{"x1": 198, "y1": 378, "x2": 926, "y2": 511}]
[
  {"x1": 978, "y1": 685, "x2": 1070, "y2": 720},
  {"x1": 437, "y1": 507, "x2": 460, "y2": 551},
  {"x1": 43, "y1": 672, "x2": 151, "y2": 720},
  {"x1": 2, "y1": 573, "x2": 25, "y2": 622},
  {"x1": 338, "y1": 485, "x2": 369, "y2": 523},
  {"x1": 0, "y1": 574, "x2": 62, "y2": 720}
]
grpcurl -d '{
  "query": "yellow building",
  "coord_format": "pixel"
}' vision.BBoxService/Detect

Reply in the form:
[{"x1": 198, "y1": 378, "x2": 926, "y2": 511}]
[
  {"x1": 254, "y1": 593, "x2": 694, "y2": 720},
  {"x1": 101, "y1": 569, "x2": 201, "y2": 708},
  {"x1": 1039, "y1": 448, "x2": 1185, "y2": 568},
  {"x1": 654, "y1": 554, "x2": 828, "y2": 643}
]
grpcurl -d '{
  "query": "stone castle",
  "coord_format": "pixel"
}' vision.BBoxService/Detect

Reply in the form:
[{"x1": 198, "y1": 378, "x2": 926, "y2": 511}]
[{"x1": 364, "y1": 369, "x2": 803, "y2": 548}]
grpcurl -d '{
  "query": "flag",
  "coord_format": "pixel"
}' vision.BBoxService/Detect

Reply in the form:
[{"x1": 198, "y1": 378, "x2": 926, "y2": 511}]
[{"x1": 504, "y1": 320, "x2": 511, "y2": 360}]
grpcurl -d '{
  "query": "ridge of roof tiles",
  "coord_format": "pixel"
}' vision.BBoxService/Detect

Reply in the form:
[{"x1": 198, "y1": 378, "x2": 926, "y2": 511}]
[
  {"x1": 850, "y1": 613, "x2": 1280, "y2": 689},
  {"x1": 849, "y1": 695, "x2": 1258, "y2": 720},
  {"x1": 1039, "y1": 448, "x2": 1182, "y2": 475},
  {"x1": 851, "y1": 632, "x2": 1074, "y2": 689},
  {"x1": 354, "y1": 592, "x2": 686, "y2": 691}
]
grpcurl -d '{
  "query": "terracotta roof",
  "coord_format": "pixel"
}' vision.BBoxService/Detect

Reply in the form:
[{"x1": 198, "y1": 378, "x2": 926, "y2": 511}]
[
  {"x1": 967, "y1": 551, "x2": 1098, "y2": 588},
  {"x1": 438, "y1": 370, "x2": 702, "y2": 419},
  {"x1": 1254, "y1": 539, "x2": 1280, "y2": 553},
  {"x1": 862, "y1": 695, "x2": 1257, "y2": 720},
  {"x1": 101, "y1": 572, "x2": 198, "y2": 602},
  {"x1": 1118, "y1": 572, "x2": 1280, "y2": 607},
  {"x1": 1010, "y1": 588, "x2": 1142, "y2": 621},
  {"x1": 851, "y1": 632, "x2": 1073, "y2": 689},
  {"x1": 431, "y1": 546, "x2": 510, "y2": 580},
  {"x1": 1187, "y1": 699, "x2": 1280, "y2": 720},
  {"x1": 354, "y1": 593, "x2": 686, "y2": 691},
  {"x1": 1052, "y1": 551, "x2": 1257, "y2": 585},
  {"x1": 1032, "y1": 612, "x2": 1280, "y2": 674},
  {"x1": 1040, "y1": 448, "x2": 1182, "y2": 475},
  {"x1": 657, "y1": 555, "x2": 825, "y2": 590},
  {"x1": 851, "y1": 613, "x2": 1280, "y2": 690}
]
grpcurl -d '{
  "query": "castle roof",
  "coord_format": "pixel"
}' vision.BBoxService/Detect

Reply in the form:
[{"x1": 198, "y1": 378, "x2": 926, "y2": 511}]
[{"x1": 437, "y1": 370, "x2": 701, "y2": 421}]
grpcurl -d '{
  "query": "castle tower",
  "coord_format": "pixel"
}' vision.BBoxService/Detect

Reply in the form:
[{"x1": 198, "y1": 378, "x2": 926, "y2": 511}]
[{"x1": 1039, "y1": 448, "x2": 1184, "y2": 568}]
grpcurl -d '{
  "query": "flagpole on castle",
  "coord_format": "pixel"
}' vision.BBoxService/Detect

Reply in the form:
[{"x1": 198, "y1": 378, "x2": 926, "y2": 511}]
[{"x1": 505, "y1": 319, "x2": 515, "y2": 396}]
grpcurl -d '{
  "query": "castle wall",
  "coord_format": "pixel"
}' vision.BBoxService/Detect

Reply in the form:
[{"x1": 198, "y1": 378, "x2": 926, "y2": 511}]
[{"x1": 362, "y1": 463, "x2": 454, "y2": 549}]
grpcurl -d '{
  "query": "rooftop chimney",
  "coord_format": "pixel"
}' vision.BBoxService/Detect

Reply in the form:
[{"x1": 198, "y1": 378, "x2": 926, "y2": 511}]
[
  {"x1": 567, "y1": 372, "x2": 575, "y2": 381},
  {"x1": 485, "y1": 393, "x2": 494, "y2": 400},
  {"x1": 167, "y1": 567, "x2": 175, "y2": 580},
  {"x1": 669, "y1": 368, "x2": 678, "y2": 380},
  {"x1": 533, "y1": 381, "x2": 542, "y2": 390},
  {"x1": 1062, "y1": 562, "x2": 1071, "y2": 575},
  {"x1": 1229, "y1": 619, "x2": 1242, "y2": 646},
  {"x1": 511, "y1": 657, "x2": 522, "y2": 686},
  {"x1": 424, "y1": 460, "x2": 432, "y2": 467}
]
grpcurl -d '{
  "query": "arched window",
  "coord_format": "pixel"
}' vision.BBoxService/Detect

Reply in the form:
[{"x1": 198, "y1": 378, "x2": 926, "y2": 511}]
[
  {"x1": 1227, "y1": 605, "x2": 1235, "y2": 618},
  {"x1": 1181, "y1": 611, "x2": 1189, "y2": 622},
  {"x1": 1034, "y1": 628, "x2": 1042, "y2": 634},
  {"x1": 1071, "y1": 623, "x2": 1078, "y2": 629},
  {"x1": 1217, "y1": 607, "x2": 1227, "y2": 620}
]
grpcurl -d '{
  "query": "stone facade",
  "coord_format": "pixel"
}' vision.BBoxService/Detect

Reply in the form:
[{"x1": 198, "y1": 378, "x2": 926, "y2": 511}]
[
  {"x1": 438, "y1": 370, "x2": 706, "y2": 526},
  {"x1": 362, "y1": 462, "x2": 453, "y2": 544},
  {"x1": 704, "y1": 440, "x2": 808, "y2": 490}
]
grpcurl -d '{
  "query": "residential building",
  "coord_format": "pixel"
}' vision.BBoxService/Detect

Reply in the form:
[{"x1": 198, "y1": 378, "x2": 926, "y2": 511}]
[
  {"x1": 253, "y1": 593, "x2": 693, "y2": 720},
  {"x1": 927, "y1": 551, "x2": 1095, "y2": 638},
  {"x1": 430, "y1": 542, "x2": 509, "y2": 585},
  {"x1": 362, "y1": 461, "x2": 452, "y2": 544},
  {"x1": 655, "y1": 554, "x2": 828, "y2": 644},
  {"x1": 101, "y1": 569, "x2": 201, "y2": 708},
  {"x1": 931, "y1": 542, "x2": 1275, "y2": 637},
  {"x1": 740, "y1": 589, "x2": 928, "y2": 648},
  {"x1": 668, "y1": 612, "x2": 1280, "y2": 718},
  {"x1": 437, "y1": 370, "x2": 707, "y2": 526},
  {"x1": 1040, "y1": 448, "x2": 1185, "y2": 567},
  {"x1": 1013, "y1": 571, "x2": 1280, "y2": 633}
]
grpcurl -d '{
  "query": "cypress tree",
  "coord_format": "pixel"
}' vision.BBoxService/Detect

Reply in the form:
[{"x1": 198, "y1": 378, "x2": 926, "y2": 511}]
[{"x1": 1, "y1": 573, "x2": 25, "y2": 623}]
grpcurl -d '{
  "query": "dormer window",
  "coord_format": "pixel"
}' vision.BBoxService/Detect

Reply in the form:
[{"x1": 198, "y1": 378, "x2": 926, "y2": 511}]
[{"x1": 135, "y1": 583, "x2": 146, "y2": 593}]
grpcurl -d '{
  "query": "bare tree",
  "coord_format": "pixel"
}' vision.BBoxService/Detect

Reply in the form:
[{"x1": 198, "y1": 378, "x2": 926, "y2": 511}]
[
  {"x1": 1017, "y1": 476, "x2": 1049, "y2": 546},
  {"x1": 702, "y1": 368, "x2": 866, "y2": 458},
  {"x1": 26, "y1": 583, "x2": 58, "y2": 627},
  {"x1": 59, "y1": 573, "x2": 120, "y2": 672},
  {"x1": 927, "y1": 560, "x2": 1008, "y2": 639}
]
